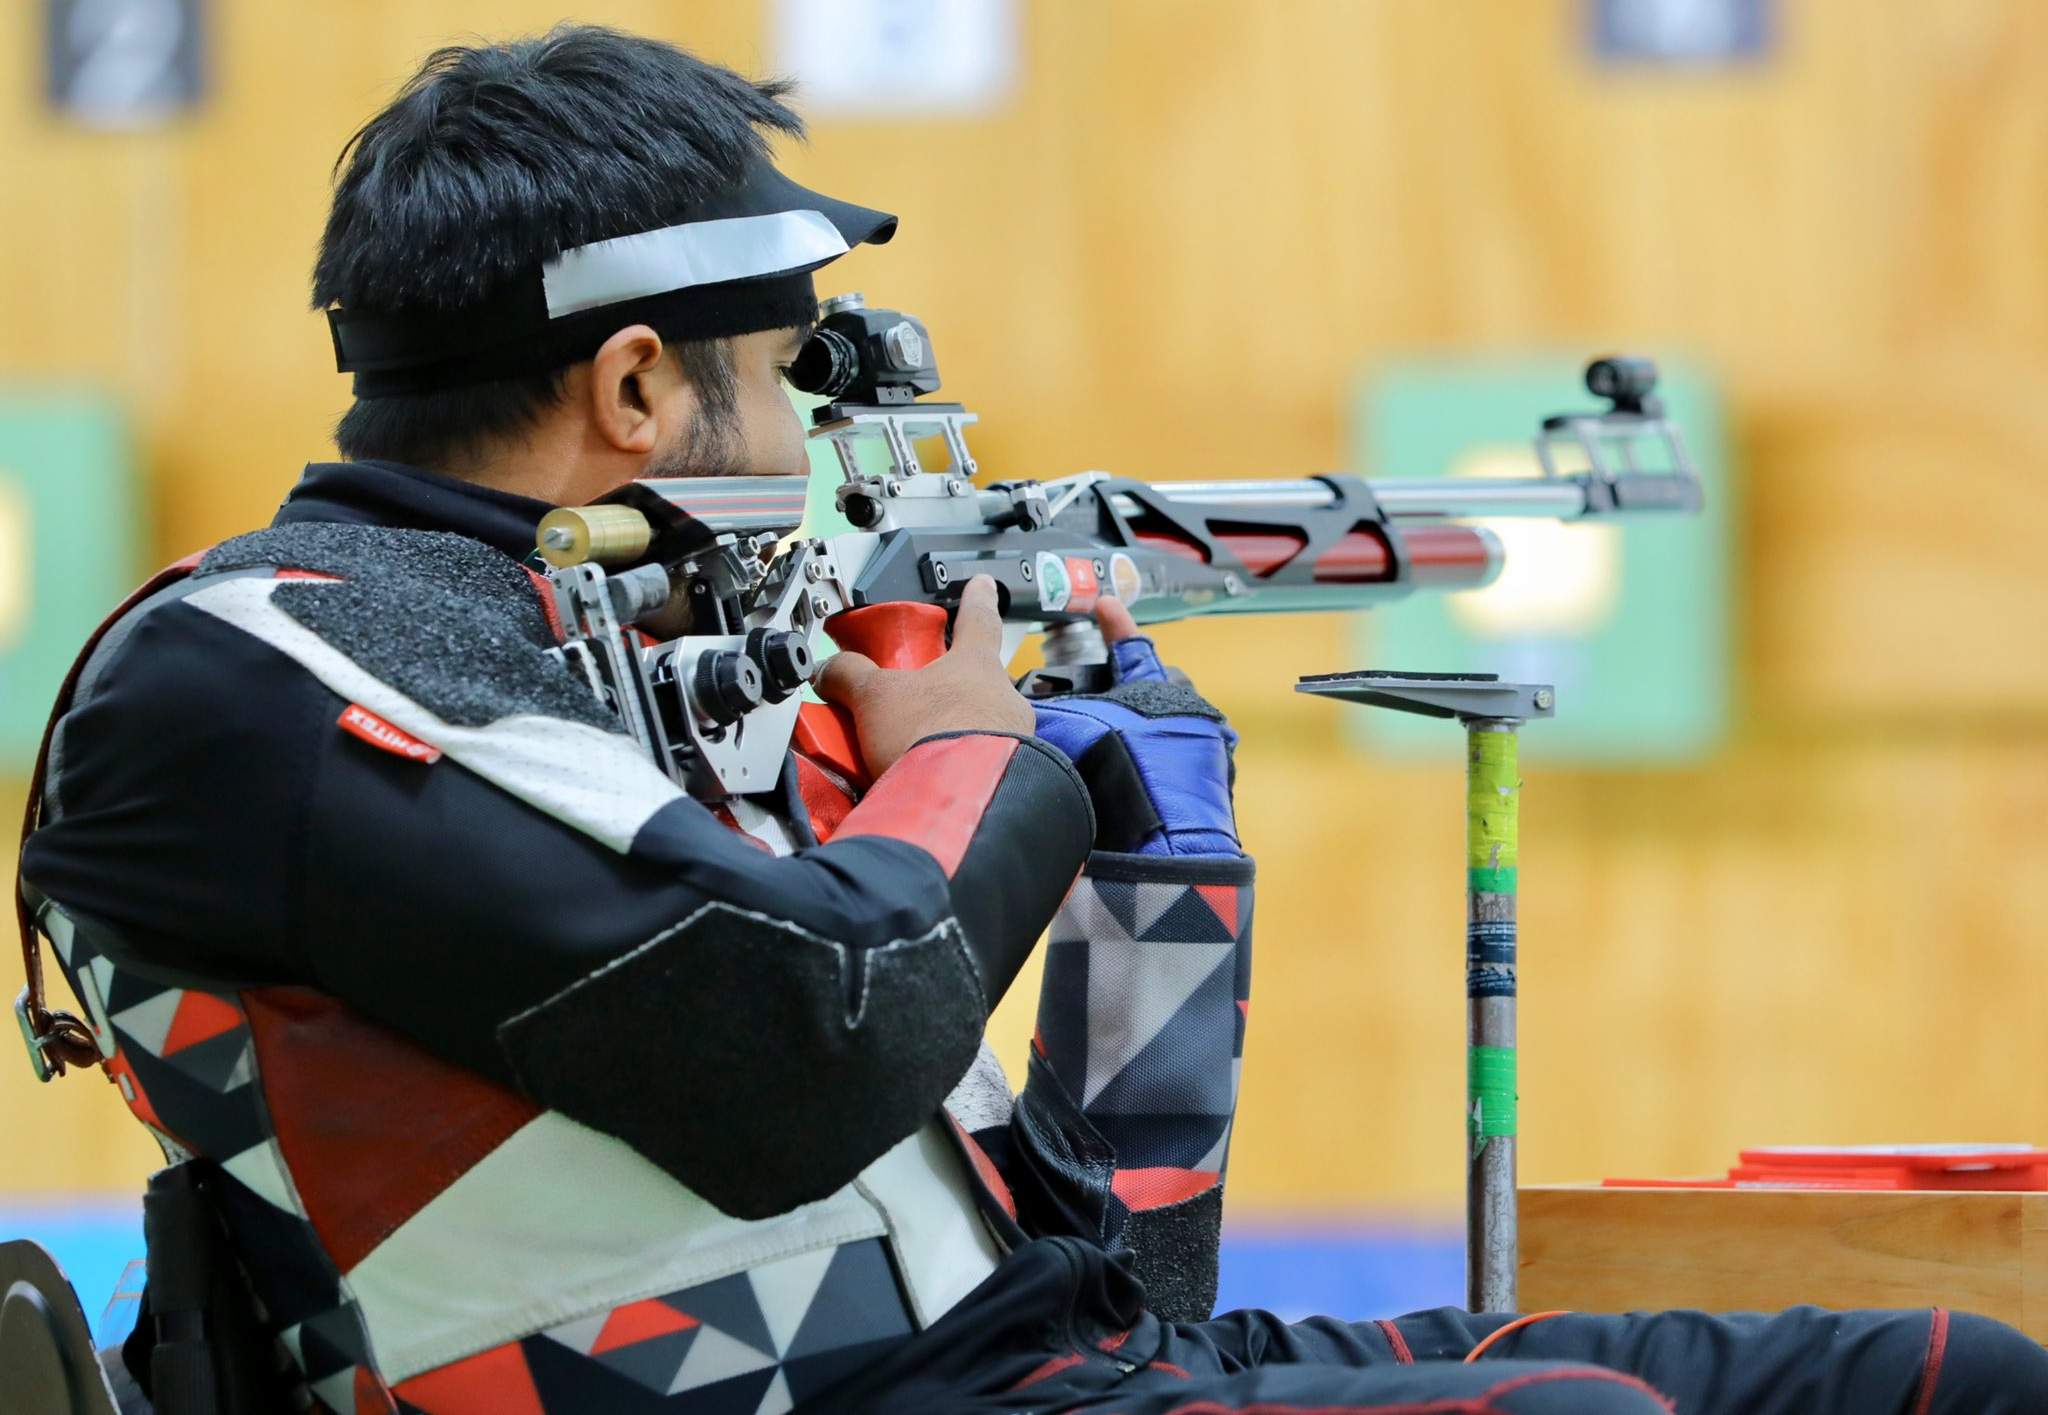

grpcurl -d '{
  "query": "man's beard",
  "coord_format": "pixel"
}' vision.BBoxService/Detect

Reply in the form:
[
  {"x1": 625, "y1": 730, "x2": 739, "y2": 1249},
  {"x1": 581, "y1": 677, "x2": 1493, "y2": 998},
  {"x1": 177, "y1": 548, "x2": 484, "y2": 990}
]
[{"x1": 645, "y1": 412, "x2": 750, "y2": 479}]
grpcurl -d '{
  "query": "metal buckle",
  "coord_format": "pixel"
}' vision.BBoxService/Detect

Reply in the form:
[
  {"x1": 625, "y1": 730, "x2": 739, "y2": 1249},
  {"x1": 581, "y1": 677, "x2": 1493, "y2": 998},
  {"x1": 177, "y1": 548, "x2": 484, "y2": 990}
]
[{"x1": 15, "y1": 985, "x2": 56, "y2": 1082}]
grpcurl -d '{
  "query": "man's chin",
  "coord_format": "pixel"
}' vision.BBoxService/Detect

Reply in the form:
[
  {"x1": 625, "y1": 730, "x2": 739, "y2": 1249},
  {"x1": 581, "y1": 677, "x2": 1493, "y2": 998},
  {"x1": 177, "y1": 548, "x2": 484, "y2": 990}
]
[{"x1": 644, "y1": 432, "x2": 752, "y2": 480}]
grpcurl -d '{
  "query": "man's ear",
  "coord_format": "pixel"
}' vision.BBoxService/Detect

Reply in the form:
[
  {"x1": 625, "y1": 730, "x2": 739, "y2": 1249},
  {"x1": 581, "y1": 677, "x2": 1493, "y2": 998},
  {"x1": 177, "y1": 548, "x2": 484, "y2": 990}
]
[{"x1": 587, "y1": 324, "x2": 694, "y2": 455}]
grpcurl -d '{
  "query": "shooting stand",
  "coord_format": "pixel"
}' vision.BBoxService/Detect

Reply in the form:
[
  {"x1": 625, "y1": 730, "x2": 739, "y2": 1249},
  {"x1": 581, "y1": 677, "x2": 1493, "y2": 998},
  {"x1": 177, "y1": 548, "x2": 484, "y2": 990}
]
[{"x1": 1295, "y1": 671, "x2": 1555, "y2": 1314}]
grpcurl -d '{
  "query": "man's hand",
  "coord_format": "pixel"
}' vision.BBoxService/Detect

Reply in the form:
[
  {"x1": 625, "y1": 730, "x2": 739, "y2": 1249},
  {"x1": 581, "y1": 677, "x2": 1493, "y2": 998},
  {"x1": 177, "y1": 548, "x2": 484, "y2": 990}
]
[
  {"x1": 815, "y1": 575, "x2": 1034, "y2": 776},
  {"x1": 1032, "y1": 597, "x2": 1241, "y2": 857}
]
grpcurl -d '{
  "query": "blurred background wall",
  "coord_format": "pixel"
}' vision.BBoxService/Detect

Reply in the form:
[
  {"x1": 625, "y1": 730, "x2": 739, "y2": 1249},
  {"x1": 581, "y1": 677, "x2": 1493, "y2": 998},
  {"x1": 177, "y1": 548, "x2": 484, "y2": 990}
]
[{"x1": 4, "y1": 0, "x2": 2047, "y2": 1276}]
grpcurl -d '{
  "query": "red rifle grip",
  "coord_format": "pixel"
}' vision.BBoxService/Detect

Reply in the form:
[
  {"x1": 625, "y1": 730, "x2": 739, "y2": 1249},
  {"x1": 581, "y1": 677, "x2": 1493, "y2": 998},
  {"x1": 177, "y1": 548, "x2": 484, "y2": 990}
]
[
  {"x1": 794, "y1": 703, "x2": 869, "y2": 791},
  {"x1": 825, "y1": 602, "x2": 951, "y2": 670},
  {"x1": 792, "y1": 603, "x2": 954, "y2": 792}
]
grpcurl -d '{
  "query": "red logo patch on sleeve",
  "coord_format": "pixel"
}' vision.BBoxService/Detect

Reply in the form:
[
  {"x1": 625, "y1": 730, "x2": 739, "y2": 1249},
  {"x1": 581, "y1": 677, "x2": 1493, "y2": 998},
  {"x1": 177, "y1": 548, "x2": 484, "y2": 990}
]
[{"x1": 337, "y1": 704, "x2": 442, "y2": 764}]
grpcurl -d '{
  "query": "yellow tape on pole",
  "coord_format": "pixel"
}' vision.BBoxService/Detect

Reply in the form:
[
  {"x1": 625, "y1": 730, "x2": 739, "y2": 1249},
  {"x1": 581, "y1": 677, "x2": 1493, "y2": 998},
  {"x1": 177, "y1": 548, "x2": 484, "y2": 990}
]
[{"x1": 1466, "y1": 730, "x2": 1519, "y2": 893}]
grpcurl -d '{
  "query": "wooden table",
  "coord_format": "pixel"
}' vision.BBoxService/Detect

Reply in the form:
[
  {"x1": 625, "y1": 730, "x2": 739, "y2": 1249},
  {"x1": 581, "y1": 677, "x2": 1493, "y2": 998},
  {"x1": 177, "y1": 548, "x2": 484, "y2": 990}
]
[{"x1": 1519, "y1": 1185, "x2": 2048, "y2": 1341}]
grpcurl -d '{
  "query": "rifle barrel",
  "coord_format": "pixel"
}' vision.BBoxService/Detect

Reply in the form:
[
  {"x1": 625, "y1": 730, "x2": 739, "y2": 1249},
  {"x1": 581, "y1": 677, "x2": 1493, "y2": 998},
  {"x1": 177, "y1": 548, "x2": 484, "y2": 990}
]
[{"x1": 1136, "y1": 477, "x2": 1593, "y2": 521}]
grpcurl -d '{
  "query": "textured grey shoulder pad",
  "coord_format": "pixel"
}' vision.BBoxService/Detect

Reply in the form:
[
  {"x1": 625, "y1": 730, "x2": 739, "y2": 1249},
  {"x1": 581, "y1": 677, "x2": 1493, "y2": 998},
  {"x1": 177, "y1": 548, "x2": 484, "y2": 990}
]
[{"x1": 202, "y1": 521, "x2": 615, "y2": 732}]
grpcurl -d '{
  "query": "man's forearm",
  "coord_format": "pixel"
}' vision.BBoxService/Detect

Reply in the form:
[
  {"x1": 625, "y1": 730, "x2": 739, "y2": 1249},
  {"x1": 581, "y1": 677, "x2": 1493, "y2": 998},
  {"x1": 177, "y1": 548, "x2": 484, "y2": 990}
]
[{"x1": 1031, "y1": 849, "x2": 1256, "y2": 1321}]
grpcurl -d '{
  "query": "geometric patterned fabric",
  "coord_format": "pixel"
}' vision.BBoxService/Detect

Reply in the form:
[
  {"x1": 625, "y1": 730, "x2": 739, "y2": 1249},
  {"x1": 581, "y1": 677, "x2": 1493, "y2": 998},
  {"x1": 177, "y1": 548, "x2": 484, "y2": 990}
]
[
  {"x1": 402, "y1": 1236, "x2": 916, "y2": 1415},
  {"x1": 1035, "y1": 863, "x2": 1254, "y2": 1224},
  {"x1": 47, "y1": 919, "x2": 394, "y2": 1415},
  {"x1": 50, "y1": 899, "x2": 930, "y2": 1415}
]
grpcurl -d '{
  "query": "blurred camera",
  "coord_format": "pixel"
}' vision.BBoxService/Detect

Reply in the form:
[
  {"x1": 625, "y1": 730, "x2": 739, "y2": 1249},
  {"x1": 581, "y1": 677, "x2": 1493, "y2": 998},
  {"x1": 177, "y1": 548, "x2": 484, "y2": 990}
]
[{"x1": 1584, "y1": 355, "x2": 1660, "y2": 415}]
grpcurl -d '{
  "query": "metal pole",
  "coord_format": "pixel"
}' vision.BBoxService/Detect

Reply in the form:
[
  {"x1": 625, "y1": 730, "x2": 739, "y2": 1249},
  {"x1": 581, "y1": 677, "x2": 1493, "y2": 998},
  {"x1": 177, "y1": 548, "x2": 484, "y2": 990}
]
[
  {"x1": 1466, "y1": 718, "x2": 1521, "y2": 1313},
  {"x1": 1293, "y1": 672, "x2": 1551, "y2": 1316}
]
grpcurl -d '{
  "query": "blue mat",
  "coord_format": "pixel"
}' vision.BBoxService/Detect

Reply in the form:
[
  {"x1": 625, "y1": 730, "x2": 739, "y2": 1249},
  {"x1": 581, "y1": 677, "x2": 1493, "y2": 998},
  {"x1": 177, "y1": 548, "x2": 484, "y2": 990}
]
[
  {"x1": 1216, "y1": 1219, "x2": 1464, "y2": 1322},
  {"x1": 4, "y1": 1199, "x2": 1463, "y2": 1331}
]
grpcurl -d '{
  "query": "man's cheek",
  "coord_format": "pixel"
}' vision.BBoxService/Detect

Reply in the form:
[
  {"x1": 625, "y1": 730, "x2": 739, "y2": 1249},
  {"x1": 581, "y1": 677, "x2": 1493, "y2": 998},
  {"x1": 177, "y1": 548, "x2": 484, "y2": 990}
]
[{"x1": 752, "y1": 386, "x2": 808, "y2": 474}]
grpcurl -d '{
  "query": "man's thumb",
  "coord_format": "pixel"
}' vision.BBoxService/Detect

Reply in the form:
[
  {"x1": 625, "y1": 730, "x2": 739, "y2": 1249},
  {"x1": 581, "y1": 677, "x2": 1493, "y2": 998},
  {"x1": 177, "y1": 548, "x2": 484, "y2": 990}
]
[{"x1": 813, "y1": 651, "x2": 880, "y2": 705}]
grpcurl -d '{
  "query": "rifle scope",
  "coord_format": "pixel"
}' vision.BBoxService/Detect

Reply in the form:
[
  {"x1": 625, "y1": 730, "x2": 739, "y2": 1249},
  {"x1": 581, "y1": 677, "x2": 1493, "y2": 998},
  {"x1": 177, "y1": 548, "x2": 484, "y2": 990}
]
[{"x1": 788, "y1": 293, "x2": 942, "y2": 408}]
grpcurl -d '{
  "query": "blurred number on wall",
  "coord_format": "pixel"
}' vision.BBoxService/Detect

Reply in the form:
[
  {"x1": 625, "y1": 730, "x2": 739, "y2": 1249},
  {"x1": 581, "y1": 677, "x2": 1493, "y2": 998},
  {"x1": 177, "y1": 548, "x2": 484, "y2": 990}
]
[
  {"x1": 772, "y1": 0, "x2": 1017, "y2": 118},
  {"x1": 1351, "y1": 357, "x2": 1730, "y2": 763},
  {"x1": 1591, "y1": 0, "x2": 1772, "y2": 64},
  {"x1": 0, "y1": 396, "x2": 140, "y2": 770},
  {"x1": 45, "y1": 0, "x2": 205, "y2": 129}
]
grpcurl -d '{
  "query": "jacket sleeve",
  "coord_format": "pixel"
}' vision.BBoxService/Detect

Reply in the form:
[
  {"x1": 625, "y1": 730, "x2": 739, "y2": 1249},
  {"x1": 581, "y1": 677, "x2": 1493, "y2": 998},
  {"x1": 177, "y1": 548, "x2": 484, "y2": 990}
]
[
  {"x1": 20, "y1": 571, "x2": 1094, "y2": 1220},
  {"x1": 1025, "y1": 848, "x2": 1255, "y2": 1321}
]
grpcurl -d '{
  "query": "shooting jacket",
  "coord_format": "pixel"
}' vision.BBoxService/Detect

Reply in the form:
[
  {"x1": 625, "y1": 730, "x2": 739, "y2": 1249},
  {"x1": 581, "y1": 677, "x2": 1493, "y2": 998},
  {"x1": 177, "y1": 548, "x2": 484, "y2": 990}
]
[{"x1": 18, "y1": 459, "x2": 1255, "y2": 1415}]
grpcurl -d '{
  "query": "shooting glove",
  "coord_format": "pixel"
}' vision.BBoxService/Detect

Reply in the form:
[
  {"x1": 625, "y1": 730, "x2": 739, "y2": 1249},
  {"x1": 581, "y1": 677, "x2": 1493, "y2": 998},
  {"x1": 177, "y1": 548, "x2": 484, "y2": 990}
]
[{"x1": 1032, "y1": 635, "x2": 1240, "y2": 858}]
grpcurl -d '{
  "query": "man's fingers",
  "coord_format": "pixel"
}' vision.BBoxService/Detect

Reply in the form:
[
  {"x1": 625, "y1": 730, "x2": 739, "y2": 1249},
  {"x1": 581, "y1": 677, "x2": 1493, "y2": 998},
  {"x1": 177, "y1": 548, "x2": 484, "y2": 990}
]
[
  {"x1": 1094, "y1": 596, "x2": 1140, "y2": 643},
  {"x1": 813, "y1": 650, "x2": 880, "y2": 705},
  {"x1": 948, "y1": 575, "x2": 1006, "y2": 658}
]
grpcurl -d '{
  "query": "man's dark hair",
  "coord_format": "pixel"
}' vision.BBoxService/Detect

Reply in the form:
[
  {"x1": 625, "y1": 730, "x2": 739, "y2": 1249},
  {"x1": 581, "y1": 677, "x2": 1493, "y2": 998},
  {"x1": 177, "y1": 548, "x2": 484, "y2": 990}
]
[{"x1": 314, "y1": 26, "x2": 802, "y2": 470}]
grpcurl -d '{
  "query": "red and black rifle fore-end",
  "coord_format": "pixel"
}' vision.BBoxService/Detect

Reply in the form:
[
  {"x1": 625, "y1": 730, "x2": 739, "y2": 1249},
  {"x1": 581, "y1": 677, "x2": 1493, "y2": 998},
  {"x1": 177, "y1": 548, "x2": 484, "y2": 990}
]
[
  {"x1": 829, "y1": 472, "x2": 1503, "y2": 637},
  {"x1": 819, "y1": 472, "x2": 1506, "y2": 700}
]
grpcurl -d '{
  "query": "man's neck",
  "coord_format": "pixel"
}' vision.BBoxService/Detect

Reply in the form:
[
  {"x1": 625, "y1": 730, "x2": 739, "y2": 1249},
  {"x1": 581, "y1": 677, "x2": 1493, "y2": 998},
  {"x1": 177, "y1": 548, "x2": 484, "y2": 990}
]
[{"x1": 439, "y1": 418, "x2": 629, "y2": 509}]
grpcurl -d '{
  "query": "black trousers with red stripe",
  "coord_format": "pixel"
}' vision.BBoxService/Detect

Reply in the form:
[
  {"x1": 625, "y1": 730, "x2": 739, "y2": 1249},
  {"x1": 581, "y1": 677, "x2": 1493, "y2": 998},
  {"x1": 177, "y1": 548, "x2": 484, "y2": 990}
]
[{"x1": 822, "y1": 1237, "x2": 2048, "y2": 1415}]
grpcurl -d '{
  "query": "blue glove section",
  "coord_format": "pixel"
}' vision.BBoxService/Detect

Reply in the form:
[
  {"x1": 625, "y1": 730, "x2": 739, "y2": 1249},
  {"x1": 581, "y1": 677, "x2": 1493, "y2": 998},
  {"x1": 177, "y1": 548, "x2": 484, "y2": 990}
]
[{"x1": 1032, "y1": 635, "x2": 1240, "y2": 858}]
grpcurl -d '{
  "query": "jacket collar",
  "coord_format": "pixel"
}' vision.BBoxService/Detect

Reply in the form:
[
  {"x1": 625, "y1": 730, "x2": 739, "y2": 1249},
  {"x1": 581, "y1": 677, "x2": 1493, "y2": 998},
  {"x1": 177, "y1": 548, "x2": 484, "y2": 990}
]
[{"x1": 272, "y1": 460, "x2": 553, "y2": 563}]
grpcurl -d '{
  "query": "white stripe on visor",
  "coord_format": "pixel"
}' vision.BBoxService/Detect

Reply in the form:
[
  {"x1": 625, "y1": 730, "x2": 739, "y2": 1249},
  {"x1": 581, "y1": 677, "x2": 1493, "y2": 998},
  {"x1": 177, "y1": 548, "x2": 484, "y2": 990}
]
[{"x1": 541, "y1": 208, "x2": 848, "y2": 319}]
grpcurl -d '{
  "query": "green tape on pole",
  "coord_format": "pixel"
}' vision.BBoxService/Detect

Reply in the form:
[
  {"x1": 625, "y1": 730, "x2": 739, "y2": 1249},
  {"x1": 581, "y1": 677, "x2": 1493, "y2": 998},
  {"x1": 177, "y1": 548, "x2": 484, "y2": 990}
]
[
  {"x1": 1466, "y1": 731, "x2": 1519, "y2": 879},
  {"x1": 1467, "y1": 866, "x2": 1518, "y2": 894},
  {"x1": 1468, "y1": 1045, "x2": 1518, "y2": 1138}
]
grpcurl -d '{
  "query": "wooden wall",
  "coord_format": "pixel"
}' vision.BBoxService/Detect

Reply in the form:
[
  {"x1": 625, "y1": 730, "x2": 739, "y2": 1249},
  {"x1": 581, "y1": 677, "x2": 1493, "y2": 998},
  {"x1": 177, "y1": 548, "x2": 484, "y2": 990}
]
[{"x1": 5, "y1": 0, "x2": 2048, "y2": 1211}]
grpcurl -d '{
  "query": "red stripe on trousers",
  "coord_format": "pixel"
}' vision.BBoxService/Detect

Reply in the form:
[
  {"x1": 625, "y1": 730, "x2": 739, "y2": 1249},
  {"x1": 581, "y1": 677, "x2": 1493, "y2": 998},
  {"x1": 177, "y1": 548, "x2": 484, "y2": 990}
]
[
  {"x1": 1911, "y1": 1308, "x2": 1950, "y2": 1415},
  {"x1": 1092, "y1": 1368, "x2": 1675, "y2": 1415},
  {"x1": 1009, "y1": 1352, "x2": 1086, "y2": 1390}
]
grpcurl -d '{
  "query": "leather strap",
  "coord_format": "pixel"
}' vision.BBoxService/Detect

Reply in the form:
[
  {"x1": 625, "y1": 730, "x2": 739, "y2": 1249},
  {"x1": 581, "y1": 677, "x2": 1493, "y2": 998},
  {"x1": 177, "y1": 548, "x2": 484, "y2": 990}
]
[{"x1": 17, "y1": 552, "x2": 207, "y2": 1080}]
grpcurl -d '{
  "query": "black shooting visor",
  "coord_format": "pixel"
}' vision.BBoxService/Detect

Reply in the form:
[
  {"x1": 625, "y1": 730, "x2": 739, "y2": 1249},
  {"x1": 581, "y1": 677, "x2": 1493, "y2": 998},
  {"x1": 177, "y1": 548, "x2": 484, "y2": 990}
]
[{"x1": 328, "y1": 160, "x2": 897, "y2": 396}]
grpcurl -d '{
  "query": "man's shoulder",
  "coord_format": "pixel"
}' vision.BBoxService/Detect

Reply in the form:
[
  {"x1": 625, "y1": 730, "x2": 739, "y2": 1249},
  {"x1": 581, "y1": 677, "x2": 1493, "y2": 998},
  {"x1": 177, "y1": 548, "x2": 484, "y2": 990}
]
[
  {"x1": 158, "y1": 520, "x2": 611, "y2": 734},
  {"x1": 198, "y1": 520, "x2": 534, "y2": 603},
  {"x1": 73, "y1": 520, "x2": 605, "y2": 738}
]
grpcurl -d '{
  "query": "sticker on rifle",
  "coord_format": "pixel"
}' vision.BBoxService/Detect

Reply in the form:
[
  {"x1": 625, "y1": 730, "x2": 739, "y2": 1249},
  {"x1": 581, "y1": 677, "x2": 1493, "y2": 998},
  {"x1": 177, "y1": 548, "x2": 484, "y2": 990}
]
[
  {"x1": 1062, "y1": 556, "x2": 1101, "y2": 615},
  {"x1": 1109, "y1": 552, "x2": 1143, "y2": 604},
  {"x1": 337, "y1": 704, "x2": 442, "y2": 764},
  {"x1": 1036, "y1": 551, "x2": 1071, "y2": 612}
]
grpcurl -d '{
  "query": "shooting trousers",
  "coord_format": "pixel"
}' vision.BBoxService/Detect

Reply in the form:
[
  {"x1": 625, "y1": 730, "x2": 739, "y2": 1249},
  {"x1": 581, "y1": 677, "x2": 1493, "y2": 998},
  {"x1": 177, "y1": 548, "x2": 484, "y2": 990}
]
[{"x1": 821, "y1": 1236, "x2": 2048, "y2": 1415}]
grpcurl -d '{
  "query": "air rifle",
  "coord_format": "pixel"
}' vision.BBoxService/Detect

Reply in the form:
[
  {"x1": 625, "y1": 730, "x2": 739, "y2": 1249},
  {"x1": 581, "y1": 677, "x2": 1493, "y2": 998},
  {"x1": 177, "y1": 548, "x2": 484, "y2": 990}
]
[{"x1": 535, "y1": 294, "x2": 1703, "y2": 800}]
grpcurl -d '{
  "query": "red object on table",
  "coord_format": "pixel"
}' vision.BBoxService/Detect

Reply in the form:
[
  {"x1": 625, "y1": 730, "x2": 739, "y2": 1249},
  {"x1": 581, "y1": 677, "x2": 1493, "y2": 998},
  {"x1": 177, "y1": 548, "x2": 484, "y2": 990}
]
[{"x1": 1604, "y1": 1145, "x2": 2048, "y2": 1192}]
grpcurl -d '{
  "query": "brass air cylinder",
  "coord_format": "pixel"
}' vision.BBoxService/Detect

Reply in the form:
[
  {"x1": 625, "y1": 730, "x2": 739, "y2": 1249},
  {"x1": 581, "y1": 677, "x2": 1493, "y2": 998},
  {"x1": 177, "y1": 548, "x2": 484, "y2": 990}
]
[{"x1": 536, "y1": 505, "x2": 653, "y2": 568}]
